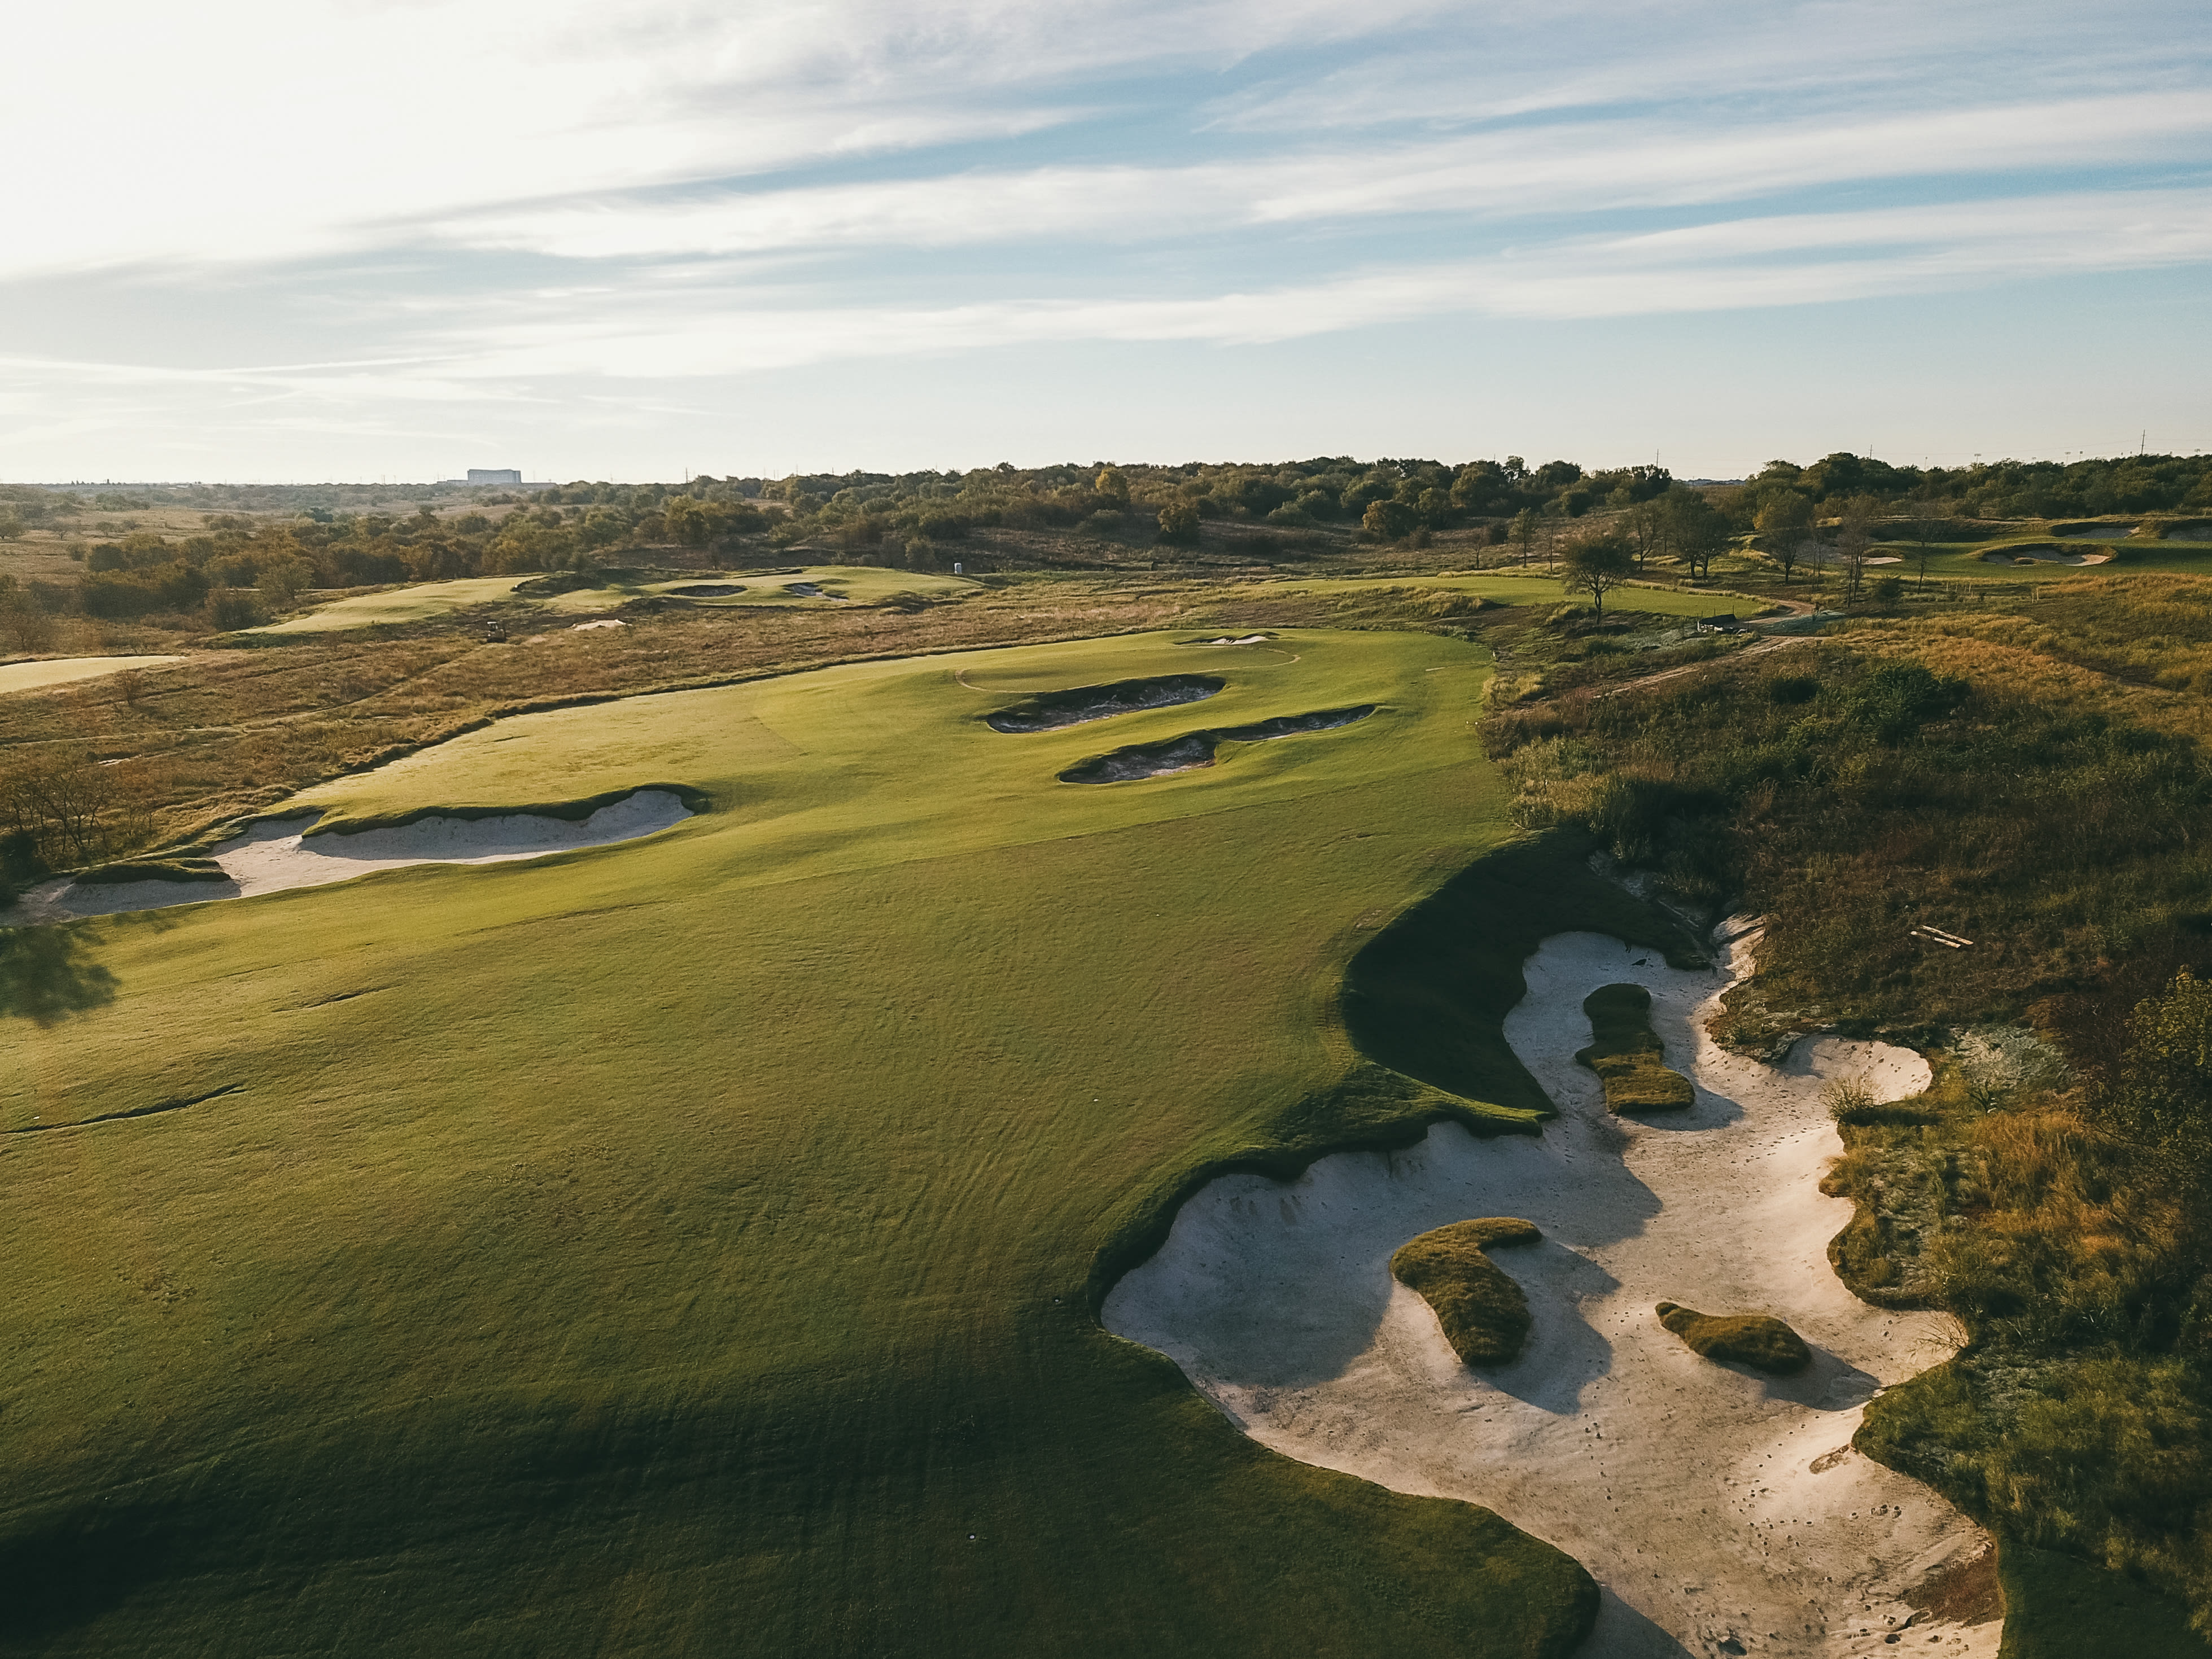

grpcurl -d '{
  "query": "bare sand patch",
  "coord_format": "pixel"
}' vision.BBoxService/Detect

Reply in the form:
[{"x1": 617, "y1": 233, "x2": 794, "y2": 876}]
[
  {"x1": 3, "y1": 789, "x2": 694, "y2": 926},
  {"x1": 1105, "y1": 930, "x2": 1994, "y2": 1658}
]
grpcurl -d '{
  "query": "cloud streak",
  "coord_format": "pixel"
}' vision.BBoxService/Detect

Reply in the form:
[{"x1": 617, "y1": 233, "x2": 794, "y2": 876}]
[{"x1": 3, "y1": 0, "x2": 2209, "y2": 473}]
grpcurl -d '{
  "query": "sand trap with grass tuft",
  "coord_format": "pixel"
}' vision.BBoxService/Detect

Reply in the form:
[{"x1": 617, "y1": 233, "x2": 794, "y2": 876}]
[
  {"x1": 1105, "y1": 929, "x2": 1997, "y2": 1658},
  {"x1": 1059, "y1": 705, "x2": 1377, "y2": 783},
  {"x1": 3, "y1": 789, "x2": 694, "y2": 926}
]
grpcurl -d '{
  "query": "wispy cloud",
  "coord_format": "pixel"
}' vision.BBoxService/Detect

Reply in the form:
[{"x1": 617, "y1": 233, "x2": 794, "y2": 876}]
[{"x1": 3, "y1": 0, "x2": 2208, "y2": 474}]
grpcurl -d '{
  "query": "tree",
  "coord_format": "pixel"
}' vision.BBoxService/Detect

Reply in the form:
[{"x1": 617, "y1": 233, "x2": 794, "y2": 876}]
[
  {"x1": 1835, "y1": 494, "x2": 1877, "y2": 602},
  {"x1": 1094, "y1": 466, "x2": 1129, "y2": 506},
  {"x1": 1362, "y1": 499, "x2": 1417, "y2": 540},
  {"x1": 1663, "y1": 489, "x2": 1729, "y2": 579},
  {"x1": 1623, "y1": 498, "x2": 1665, "y2": 571},
  {"x1": 1563, "y1": 533, "x2": 1634, "y2": 616},
  {"x1": 1909, "y1": 519, "x2": 1942, "y2": 591},
  {"x1": 1510, "y1": 509, "x2": 1539, "y2": 563},
  {"x1": 1755, "y1": 493, "x2": 1815, "y2": 583},
  {"x1": 1156, "y1": 500, "x2": 1200, "y2": 546}
]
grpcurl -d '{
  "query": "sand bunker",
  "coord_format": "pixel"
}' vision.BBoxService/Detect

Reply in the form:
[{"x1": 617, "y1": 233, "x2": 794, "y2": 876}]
[
  {"x1": 2, "y1": 789, "x2": 694, "y2": 926},
  {"x1": 571, "y1": 619, "x2": 627, "y2": 631},
  {"x1": 986, "y1": 675, "x2": 1224, "y2": 733},
  {"x1": 666, "y1": 583, "x2": 747, "y2": 597},
  {"x1": 1059, "y1": 706, "x2": 1376, "y2": 784},
  {"x1": 1984, "y1": 547, "x2": 2109, "y2": 566},
  {"x1": 785, "y1": 582, "x2": 838, "y2": 598},
  {"x1": 1180, "y1": 634, "x2": 1273, "y2": 646},
  {"x1": 1106, "y1": 930, "x2": 1996, "y2": 1658}
]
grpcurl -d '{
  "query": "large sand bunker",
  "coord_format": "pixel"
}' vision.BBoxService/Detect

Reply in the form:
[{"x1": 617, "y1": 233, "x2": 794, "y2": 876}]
[
  {"x1": 3, "y1": 789, "x2": 694, "y2": 926},
  {"x1": 1060, "y1": 706, "x2": 1377, "y2": 783},
  {"x1": 1105, "y1": 930, "x2": 1996, "y2": 1658},
  {"x1": 986, "y1": 675, "x2": 1223, "y2": 733}
]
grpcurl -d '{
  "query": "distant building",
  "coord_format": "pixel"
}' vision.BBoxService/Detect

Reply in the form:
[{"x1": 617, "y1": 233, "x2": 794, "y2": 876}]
[{"x1": 466, "y1": 469, "x2": 523, "y2": 486}]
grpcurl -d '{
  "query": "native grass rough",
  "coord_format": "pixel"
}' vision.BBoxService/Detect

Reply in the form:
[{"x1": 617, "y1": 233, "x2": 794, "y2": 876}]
[
  {"x1": 1391, "y1": 1218, "x2": 1544, "y2": 1365},
  {"x1": 1575, "y1": 980, "x2": 1695, "y2": 1111},
  {"x1": 1654, "y1": 1301, "x2": 1814, "y2": 1375}
]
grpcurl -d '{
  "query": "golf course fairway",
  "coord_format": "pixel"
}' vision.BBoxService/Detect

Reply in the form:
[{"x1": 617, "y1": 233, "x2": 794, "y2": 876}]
[{"x1": 3, "y1": 628, "x2": 1605, "y2": 1657}]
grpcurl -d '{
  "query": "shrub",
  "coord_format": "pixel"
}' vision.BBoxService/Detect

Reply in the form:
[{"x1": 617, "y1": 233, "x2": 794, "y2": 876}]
[
  {"x1": 206, "y1": 586, "x2": 271, "y2": 631},
  {"x1": 1156, "y1": 501, "x2": 1200, "y2": 546}
]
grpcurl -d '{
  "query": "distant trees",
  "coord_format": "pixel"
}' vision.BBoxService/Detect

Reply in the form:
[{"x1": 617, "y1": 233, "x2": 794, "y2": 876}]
[
  {"x1": 1563, "y1": 533, "x2": 1634, "y2": 616},
  {"x1": 1835, "y1": 496, "x2": 1877, "y2": 602},
  {"x1": 1756, "y1": 494, "x2": 1816, "y2": 583},
  {"x1": 1663, "y1": 490, "x2": 1729, "y2": 579}
]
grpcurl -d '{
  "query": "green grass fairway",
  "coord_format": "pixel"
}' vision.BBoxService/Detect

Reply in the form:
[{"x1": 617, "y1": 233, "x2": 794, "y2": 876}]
[
  {"x1": 249, "y1": 575, "x2": 533, "y2": 633},
  {"x1": 534, "y1": 563, "x2": 982, "y2": 612},
  {"x1": 1265, "y1": 571, "x2": 1759, "y2": 616},
  {"x1": 1, "y1": 628, "x2": 1600, "y2": 1657},
  {"x1": 0, "y1": 655, "x2": 188, "y2": 694},
  {"x1": 252, "y1": 565, "x2": 981, "y2": 635}
]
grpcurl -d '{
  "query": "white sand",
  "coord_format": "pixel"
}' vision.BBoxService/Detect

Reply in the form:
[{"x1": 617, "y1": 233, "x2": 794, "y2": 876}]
[
  {"x1": 0, "y1": 655, "x2": 189, "y2": 695},
  {"x1": 1105, "y1": 931, "x2": 1996, "y2": 1658},
  {"x1": 2, "y1": 789, "x2": 693, "y2": 925}
]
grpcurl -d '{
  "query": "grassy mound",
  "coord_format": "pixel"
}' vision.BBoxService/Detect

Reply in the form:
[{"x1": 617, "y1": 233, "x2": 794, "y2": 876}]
[
  {"x1": 0, "y1": 628, "x2": 1604, "y2": 1658},
  {"x1": 1392, "y1": 1218, "x2": 1544, "y2": 1365},
  {"x1": 1655, "y1": 1302, "x2": 1812, "y2": 1375},
  {"x1": 1576, "y1": 983, "x2": 1695, "y2": 1112},
  {"x1": 71, "y1": 857, "x2": 228, "y2": 886}
]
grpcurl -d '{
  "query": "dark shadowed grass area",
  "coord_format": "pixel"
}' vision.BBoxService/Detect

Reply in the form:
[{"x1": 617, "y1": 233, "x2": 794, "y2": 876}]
[{"x1": 0, "y1": 927, "x2": 117, "y2": 1023}]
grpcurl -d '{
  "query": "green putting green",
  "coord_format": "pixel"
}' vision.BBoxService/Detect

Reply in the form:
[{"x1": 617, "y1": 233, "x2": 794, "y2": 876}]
[
  {"x1": 0, "y1": 628, "x2": 1597, "y2": 1657},
  {"x1": 248, "y1": 575, "x2": 534, "y2": 632}
]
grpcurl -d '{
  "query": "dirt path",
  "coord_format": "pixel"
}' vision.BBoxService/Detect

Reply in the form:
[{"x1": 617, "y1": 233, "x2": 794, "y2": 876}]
[
  {"x1": 1588, "y1": 637, "x2": 1813, "y2": 701},
  {"x1": 1105, "y1": 930, "x2": 1999, "y2": 1658}
]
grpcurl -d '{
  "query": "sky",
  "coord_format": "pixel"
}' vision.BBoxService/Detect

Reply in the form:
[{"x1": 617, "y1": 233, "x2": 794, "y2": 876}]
[{"x1": 2, "y1": 0, "x2": 2208, "y2": 482}]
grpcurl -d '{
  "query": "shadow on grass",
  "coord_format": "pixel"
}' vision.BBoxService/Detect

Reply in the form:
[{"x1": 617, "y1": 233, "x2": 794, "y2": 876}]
[
  {"x1": 0, "y1": 926, "x2": 119, "y2": 1024},
  {"x1": 0, "y1": 1501, "x2": 185, "y2": 1644}
]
